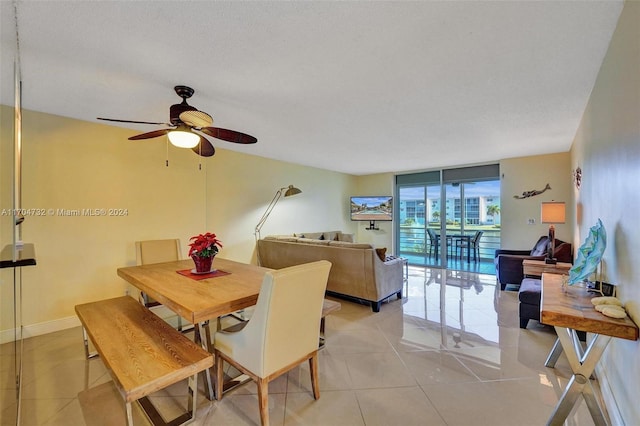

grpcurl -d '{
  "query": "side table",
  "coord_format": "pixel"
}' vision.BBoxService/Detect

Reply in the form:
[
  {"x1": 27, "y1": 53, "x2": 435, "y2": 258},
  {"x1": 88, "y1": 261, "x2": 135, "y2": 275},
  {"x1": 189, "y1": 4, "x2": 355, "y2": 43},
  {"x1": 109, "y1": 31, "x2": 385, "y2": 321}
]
[
  {"x1": 541, "y1": 273, "x2": 638, "y2": 426},
  {"x1": 519, "y1": 259, "x2": 571, "y2": 329}
]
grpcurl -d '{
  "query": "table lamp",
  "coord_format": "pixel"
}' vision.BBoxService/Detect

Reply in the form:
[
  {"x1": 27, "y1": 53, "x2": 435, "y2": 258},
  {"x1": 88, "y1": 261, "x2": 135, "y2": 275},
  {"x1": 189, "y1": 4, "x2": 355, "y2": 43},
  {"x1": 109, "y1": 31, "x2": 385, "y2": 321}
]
[{"x1": 541, "y1": 201, "x2": 566, "y2": 264}]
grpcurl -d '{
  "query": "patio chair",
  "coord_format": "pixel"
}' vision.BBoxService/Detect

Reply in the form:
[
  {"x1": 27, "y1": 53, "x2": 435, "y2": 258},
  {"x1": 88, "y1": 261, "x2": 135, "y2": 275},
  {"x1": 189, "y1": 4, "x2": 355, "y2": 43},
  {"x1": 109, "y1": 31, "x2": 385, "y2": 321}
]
[{"x1": 456, "y1": 231, "x2": 484, "y2": 262}]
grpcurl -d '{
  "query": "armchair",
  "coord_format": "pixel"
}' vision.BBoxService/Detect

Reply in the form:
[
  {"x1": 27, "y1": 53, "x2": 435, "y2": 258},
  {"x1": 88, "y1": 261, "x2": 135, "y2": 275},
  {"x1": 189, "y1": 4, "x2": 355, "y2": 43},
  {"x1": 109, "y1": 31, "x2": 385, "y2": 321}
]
[{"x1": 494, "y1": 236, "x2": 572, "y2": 290}]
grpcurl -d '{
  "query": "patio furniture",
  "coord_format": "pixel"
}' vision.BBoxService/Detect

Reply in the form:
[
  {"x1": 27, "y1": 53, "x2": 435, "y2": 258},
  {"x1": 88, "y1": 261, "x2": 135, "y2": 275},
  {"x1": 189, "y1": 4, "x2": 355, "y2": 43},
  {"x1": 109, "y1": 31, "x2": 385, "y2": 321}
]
[
  {"x1": 427, "y1": 228, "x2": 453, "y2": 260},
  {"x1": 456, "y1": 231, "x2": 483, "y2": 262}
]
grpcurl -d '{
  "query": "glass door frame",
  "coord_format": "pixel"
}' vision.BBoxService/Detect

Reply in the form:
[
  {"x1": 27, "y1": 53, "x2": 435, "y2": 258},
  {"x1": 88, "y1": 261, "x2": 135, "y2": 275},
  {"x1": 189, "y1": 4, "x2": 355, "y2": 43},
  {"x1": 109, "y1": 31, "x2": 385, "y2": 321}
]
[{"x1": 396, "y1": 164, "x2": 500, "y2": 270}]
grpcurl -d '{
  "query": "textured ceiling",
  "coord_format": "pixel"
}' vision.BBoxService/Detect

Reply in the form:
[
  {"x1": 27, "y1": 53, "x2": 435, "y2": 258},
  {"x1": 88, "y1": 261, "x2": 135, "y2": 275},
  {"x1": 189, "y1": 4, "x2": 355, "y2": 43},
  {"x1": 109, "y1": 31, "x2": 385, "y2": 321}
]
[{"x1": 0, "y1": 1, "x2": 623, "y2": 175}]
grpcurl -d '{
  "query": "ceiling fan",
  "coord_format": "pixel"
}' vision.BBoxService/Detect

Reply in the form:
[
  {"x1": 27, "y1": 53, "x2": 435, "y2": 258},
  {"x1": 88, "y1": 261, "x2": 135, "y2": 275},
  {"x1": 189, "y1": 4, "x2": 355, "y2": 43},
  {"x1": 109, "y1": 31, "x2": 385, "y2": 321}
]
[{"x1": 97, "y1": 85, "x2": 257, "y2": 157}]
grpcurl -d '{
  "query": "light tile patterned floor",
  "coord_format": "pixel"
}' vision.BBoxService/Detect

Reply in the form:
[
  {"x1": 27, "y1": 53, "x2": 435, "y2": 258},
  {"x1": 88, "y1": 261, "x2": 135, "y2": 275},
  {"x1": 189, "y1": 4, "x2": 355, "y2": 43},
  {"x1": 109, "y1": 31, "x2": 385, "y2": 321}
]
[{"x1": 1, "y1": 266, "x2": 597, "y2": 425}]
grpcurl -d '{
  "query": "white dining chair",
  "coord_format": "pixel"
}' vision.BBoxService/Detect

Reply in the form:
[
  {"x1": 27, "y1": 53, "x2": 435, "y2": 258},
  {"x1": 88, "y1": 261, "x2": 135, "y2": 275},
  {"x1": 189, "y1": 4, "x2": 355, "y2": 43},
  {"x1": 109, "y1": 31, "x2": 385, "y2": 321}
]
[
  {"x1": 135, "y1": 239, "x2": 185, "y2": 330},
  {"x1": 213, "y1": 260, "x2": 332, "y2": 426}
]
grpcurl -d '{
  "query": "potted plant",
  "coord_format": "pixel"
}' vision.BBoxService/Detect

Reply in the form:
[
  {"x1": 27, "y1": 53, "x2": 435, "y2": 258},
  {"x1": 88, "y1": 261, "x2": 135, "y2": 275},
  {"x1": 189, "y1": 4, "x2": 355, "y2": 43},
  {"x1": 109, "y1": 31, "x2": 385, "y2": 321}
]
[{"x1": 188, "y1": 232, "x2": 223, "y2": 273}]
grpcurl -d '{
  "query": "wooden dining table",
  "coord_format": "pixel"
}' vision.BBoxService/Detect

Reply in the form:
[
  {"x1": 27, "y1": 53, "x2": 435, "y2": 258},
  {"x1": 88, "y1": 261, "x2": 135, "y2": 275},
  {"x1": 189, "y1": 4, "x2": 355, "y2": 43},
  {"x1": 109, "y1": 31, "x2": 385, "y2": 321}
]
[
  {"x1": 118, "y1": 258, "x2": 271, "y2": 325},
  {"x1": 117, "y1": 257, "x2": 272, "y2": 399}
]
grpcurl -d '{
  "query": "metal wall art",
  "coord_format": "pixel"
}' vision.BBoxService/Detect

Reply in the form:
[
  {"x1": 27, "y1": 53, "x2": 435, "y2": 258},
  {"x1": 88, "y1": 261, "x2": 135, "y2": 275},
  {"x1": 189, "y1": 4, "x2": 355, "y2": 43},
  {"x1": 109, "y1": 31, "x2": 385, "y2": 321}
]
[
  {"x1": 513, "y1": 183, "x2": 551, "y2": 199},
  {"x1": 573, "y1": 167, "x2": 582, "y2": 189}
]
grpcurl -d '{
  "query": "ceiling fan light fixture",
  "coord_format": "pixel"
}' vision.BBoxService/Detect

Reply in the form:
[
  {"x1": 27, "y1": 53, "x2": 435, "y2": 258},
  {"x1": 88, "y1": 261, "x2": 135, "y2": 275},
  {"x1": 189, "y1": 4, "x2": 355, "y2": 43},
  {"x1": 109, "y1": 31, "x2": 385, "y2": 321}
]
[{"x1": 168, "y1": 126, "x2": 200, "y2": 148}]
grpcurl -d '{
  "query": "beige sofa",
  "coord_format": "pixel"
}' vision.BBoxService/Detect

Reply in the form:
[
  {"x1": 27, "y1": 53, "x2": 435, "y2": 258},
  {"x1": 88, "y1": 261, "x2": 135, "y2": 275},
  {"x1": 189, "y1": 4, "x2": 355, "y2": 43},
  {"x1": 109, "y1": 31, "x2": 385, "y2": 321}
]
[{"x1": 257, "y1": 231, "x2": 404, "y2": 312}]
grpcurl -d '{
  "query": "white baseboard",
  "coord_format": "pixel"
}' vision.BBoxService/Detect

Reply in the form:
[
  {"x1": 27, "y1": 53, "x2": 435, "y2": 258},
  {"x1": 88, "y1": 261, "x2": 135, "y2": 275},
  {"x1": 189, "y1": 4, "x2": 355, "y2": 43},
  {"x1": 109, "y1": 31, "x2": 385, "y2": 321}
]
[
  {"x1": 596, "y1": 364, "x2": 624, "y2": 425},
  {"x1": 0, "y1": 307, "x2": 183, "y2": 344},
  {"x1": 0, "y1": 315, "x2": 81, "y2": 344}
]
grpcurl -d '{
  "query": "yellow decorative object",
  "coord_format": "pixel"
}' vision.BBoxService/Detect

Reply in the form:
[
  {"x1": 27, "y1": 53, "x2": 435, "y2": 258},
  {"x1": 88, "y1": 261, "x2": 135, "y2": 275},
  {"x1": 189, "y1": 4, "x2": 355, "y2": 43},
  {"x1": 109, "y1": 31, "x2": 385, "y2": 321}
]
[
  {"x1": 591, "y1": 296, "x2": 623, "y2": 306},
  {"x1": 601, "y1": 306, "x2": 627, "y2": 319}
]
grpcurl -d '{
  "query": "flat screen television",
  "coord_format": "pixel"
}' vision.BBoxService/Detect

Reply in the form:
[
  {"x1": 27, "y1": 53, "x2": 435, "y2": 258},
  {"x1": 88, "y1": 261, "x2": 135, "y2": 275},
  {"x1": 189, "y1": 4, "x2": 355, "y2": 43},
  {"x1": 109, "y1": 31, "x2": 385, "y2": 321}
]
[{"x1": 350, "y1": 196, "x2": 393, "y2": 221}]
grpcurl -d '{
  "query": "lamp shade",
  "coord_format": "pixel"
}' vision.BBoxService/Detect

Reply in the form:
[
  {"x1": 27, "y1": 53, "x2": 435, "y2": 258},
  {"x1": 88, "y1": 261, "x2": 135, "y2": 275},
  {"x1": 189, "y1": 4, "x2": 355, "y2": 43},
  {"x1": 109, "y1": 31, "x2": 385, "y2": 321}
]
[
  {"x1": 541, "y1": 202, "x2": 566, "y2": 224},
  {"x1": 168, "y1": 125, "x2": 200, "y2": 148},
  {"x1": 283, "y1": 185, "x2": 302, "y2": 197},
  {"x1": 254, "y1": 184, "x2": 302, "y2": 251}
]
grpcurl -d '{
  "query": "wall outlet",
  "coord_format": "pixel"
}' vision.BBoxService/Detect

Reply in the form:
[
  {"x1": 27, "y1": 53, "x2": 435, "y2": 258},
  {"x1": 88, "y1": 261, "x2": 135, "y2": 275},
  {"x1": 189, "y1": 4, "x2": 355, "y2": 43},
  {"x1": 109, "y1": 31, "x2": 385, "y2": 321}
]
[{"x1": 527, "y1": 218, "x2": 535, "y2": 225}]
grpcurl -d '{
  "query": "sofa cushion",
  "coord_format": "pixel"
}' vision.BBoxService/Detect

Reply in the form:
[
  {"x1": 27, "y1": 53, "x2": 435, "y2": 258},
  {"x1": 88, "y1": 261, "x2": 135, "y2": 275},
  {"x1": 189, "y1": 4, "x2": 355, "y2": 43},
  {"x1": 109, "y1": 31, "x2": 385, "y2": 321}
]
[
  {"x1": 296, "y1": 238, "x2": 330, "y2": 245},
  {"x1": 297, "y1": 232, "x2": 323, "y2": 240},
  {"x1": 375, "y1": 247, "x2": 387, "y2": 262},
  {"x1": 266, "y1": 235, "x2": 298, "y2": 242},
  {"x1": 530, "y1": 236, "x2": 549, "y2": 256},
  {"x1": 337, "y1": 233, "x2": 355, "y2": 243},
  {"x1": 554, "y1": 242, "x2": 573, "y2": 263},
  {"x1": 530, "y1": 236, "x2": 572, "y2": 260},
  {"x1": 328, "y1": 241, "x2": 372, "y2": 249},
  {"x1": 323, "y1": 231, "x2": 340, "y2": 241}
]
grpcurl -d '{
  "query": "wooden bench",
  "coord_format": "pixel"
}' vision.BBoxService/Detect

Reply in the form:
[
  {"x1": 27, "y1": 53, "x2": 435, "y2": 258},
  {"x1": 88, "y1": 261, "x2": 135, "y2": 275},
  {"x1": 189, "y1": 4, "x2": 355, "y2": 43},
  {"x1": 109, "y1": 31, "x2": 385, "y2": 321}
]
[{"x1": 75, "y1": 296, "x2": 213, "y2": 426}]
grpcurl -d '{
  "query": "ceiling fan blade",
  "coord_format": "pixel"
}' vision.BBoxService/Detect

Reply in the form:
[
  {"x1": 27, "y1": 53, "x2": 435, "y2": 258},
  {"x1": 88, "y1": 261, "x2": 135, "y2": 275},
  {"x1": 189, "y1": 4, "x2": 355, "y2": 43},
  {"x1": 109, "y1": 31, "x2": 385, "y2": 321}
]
[
  {"x1": 192, "y1": 137, "x2": 215, "y2": 157},
  {"x1": 200, "y1": 127, "x2": 257, "y2": 144},
  {"x1": 97, "y1": 117, "x2": 171, "y2": 126},
  {"x1": 128, "y1": 129, "x2": 170, "y2": 140},
  {"x1": 179, "y1": 110, "x2": 213, "y2": 128}
]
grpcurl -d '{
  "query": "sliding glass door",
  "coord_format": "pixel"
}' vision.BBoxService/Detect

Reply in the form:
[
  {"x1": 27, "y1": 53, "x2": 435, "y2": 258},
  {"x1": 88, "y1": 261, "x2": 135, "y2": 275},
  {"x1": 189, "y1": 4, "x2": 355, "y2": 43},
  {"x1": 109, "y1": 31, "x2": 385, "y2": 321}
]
[
  {"x1": 396, "y1": 165, "x2": 500, "y2": 272},
  {"x1": 397, "y1": 171, "x2": 443, "y2": 267}
]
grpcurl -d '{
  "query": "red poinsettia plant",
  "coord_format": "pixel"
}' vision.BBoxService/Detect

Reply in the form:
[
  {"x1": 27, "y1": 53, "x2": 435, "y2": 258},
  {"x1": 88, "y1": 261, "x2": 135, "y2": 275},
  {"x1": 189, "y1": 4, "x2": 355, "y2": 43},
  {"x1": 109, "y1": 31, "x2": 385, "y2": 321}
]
[{"x1": 188, "y1": 232, "x2": 223, "y2": 258}]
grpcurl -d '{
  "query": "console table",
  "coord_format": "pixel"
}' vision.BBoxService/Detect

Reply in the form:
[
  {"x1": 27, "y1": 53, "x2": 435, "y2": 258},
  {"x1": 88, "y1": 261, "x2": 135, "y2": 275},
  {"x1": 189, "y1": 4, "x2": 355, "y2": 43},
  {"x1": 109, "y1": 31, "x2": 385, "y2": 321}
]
[
  {"x1": 541, "y1": 273, "x2": 638, "y2": 426},
  {"x1": 522, "y1": 259, "x2": 571, "y2": 277}
]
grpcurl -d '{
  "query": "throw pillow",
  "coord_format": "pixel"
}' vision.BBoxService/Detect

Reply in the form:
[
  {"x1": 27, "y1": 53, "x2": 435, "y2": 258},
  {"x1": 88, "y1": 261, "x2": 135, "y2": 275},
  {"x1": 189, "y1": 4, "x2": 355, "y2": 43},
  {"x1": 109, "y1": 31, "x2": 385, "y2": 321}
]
[
  {"x1": 376, "y1": 247, "x2": 387, "y2": 262},
  {"x1": 324, "y1": 231, "x2": 339, "y2": 241},
  {"x1": 337, "y1": 233, "x2": 355, "y2": 243},
  {"x1": 530, "y1": 236, "x2": 549, "y2": 256}
]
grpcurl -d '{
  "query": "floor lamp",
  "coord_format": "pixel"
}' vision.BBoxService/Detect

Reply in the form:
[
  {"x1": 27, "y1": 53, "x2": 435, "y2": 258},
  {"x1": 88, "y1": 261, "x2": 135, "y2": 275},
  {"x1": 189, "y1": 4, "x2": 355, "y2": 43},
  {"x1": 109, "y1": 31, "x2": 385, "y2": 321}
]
[
  {"x1": 254, "y1": 184, "x2": 302, "y2": 242},
  {"x1": 541, "y1": 201, "x2": 566, "y2": 264}
]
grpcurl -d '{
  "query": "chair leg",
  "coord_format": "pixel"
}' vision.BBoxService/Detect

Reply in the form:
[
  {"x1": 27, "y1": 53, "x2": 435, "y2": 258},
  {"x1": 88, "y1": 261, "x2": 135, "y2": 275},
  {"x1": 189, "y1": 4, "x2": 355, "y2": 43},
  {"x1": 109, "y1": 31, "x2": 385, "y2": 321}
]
[
  {"x1": 214, "y1": 351, "x2": 224, "y2": 400},
  {"x1": 257, "y1": 377, "x2": 269, "y2": 426},
  {"x1": 309, "y1": 354, "x2": 320, "y2": 400}
]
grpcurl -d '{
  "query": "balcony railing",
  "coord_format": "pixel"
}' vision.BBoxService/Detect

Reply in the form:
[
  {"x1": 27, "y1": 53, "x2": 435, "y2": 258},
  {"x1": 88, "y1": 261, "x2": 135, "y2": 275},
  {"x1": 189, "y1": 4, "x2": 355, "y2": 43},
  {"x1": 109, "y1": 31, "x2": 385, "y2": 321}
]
[{"x1": 398, "y1": 225, "x2": 500, "y2": 262}]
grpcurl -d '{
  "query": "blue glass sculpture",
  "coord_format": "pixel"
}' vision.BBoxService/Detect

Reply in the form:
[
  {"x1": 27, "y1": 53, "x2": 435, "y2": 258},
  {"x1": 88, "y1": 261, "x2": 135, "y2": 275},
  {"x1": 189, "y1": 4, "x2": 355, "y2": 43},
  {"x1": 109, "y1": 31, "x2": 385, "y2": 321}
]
[{"x1": 568, "y1": 219, "x2": 606, "y2": 285}]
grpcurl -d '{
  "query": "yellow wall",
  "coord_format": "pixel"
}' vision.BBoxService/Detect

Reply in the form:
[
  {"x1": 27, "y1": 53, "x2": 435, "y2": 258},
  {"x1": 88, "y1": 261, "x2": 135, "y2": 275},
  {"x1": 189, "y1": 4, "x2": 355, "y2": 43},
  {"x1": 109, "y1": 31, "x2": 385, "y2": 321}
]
[
  {"x1": 570, "y1": 2, "x2": 639, "y2": 423},
  {"x1": 500, "y1": 152, "x2": 573, "y2": 249},
  {"x1": 0, "y1": 107, "x2": 357, "y2": 339}
]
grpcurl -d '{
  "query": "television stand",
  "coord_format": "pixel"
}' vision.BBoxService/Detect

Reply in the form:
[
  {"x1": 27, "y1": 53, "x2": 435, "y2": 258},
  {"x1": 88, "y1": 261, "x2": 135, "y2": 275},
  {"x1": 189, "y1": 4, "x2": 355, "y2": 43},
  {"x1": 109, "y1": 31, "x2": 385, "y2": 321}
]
[{"x1": 365, "y1": 221, "x2": 379, "y2": 230}]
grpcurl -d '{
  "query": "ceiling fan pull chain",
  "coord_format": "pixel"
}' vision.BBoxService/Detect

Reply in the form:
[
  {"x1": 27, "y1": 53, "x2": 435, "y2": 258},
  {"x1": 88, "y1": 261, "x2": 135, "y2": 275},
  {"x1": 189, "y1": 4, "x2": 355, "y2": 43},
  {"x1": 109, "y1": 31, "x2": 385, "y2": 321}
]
[{"x1": 166, "y1": 138, "x2": 169, "y2": 167}]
